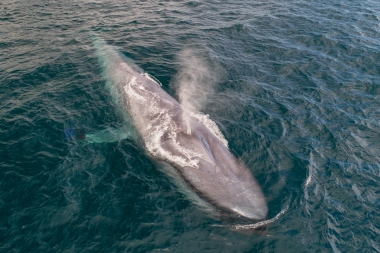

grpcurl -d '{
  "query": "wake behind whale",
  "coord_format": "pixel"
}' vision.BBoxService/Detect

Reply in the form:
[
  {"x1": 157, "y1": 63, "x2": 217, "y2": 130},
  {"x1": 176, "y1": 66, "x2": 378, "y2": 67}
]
[{"x1": 93, "y1": 37, "x2": 269, "y2": 227}]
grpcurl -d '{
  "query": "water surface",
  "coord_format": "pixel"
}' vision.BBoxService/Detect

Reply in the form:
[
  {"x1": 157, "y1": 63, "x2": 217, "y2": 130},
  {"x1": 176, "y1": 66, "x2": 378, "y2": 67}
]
[{"x1": 1, "y1": 0, "x2": 380, "y2": 252}]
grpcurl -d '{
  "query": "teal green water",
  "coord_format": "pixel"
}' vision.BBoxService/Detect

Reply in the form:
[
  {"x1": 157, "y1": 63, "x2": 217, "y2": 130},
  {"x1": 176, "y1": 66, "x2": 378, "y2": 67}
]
[{"x1": 1, "y1": 0, "x2": 380, "y2": 252}]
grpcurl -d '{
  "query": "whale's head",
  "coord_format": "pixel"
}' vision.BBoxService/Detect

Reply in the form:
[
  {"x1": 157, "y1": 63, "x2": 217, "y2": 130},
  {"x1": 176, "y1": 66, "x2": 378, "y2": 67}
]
[{"x1": 176, "y1": 119, "x2": 268, "y2": 221}]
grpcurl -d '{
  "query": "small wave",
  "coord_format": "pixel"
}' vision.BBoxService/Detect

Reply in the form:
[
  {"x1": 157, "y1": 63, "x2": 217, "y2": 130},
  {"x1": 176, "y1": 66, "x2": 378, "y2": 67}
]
[{"x1": 212, "y1": 201, "x2": 289, "y2": 230}]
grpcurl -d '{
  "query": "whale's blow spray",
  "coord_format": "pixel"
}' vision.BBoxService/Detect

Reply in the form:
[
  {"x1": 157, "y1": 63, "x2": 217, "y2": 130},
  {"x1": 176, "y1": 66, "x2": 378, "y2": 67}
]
[
  {"x1": 172, "y1": 49, "x2": 228, "y2": 147},
  {"x1": 173, "y1": 49, "x2": 223, "y2": 113}
]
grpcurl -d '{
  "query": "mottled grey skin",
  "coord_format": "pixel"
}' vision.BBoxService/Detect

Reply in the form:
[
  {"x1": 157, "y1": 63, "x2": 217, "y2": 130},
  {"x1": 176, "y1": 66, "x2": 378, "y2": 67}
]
[{"x1": 96, "y1": 41, "x2": 268, "y2": 221}]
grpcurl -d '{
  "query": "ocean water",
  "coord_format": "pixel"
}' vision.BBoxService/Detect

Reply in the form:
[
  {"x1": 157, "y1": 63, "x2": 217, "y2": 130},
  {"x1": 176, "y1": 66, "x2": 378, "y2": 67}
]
[{"x1": 1, "y1": 0, "x2": 380, "y2": 252}]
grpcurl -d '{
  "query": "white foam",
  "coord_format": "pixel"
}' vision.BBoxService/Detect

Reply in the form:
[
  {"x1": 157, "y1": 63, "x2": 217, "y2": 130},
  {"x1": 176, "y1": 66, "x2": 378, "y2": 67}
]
[
  {"x1": 124, "y1": 76, "x2": 147, "y2": 104},
  {"x1": 125, "y1": 78, "x2": 201, "y2": 168},
  {"x1": 143, "y1": 103, "x2": 203, "y2": 169},
  {"x1": 122, "y1": 74, "x2": 227, "y2": 169},
  {"x1": 190, "y1": 112, "x2": 229, "y2": 148}
]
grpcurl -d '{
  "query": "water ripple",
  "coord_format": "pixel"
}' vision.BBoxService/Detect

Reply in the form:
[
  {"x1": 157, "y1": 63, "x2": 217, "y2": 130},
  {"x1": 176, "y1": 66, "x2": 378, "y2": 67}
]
[{"x1": 1, "y1": 0, "x2": 380, "y2": 252}]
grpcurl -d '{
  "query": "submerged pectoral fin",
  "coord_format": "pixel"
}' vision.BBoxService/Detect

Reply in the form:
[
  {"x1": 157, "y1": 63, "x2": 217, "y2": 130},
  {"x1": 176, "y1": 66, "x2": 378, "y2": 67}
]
[{"x1": 86, "y1": 126, "x2": 134, "y2": 143}]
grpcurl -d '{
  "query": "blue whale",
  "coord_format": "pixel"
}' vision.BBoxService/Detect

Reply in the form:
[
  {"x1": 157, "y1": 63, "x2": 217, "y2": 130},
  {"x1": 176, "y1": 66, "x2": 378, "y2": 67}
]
[{"x1": 94, "y1": 38, "x2": 268, "y2": 222}]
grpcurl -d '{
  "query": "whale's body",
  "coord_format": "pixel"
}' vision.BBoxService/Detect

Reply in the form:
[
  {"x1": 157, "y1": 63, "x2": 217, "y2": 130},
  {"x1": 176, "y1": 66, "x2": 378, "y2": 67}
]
[{"x1": 95, "y1": 39, "x2": 268, "y2": 221}]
